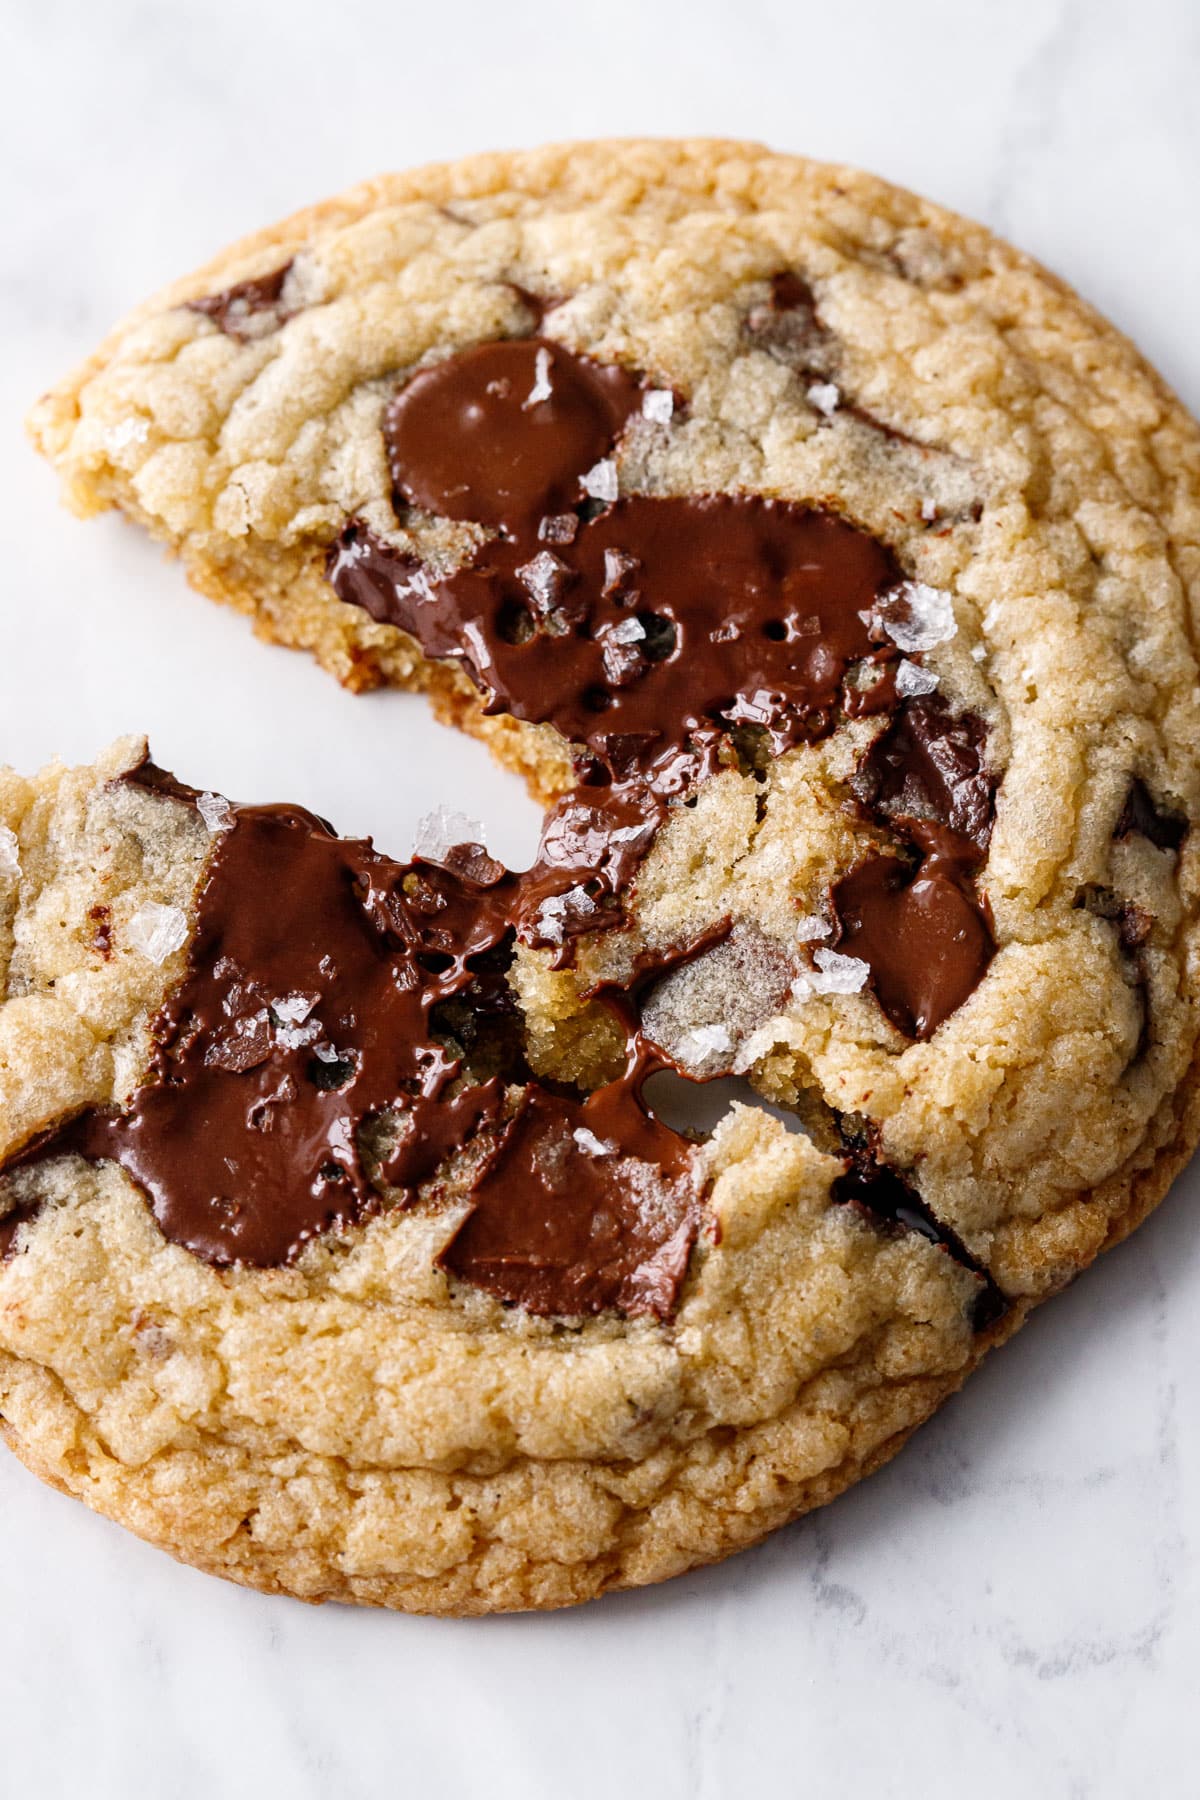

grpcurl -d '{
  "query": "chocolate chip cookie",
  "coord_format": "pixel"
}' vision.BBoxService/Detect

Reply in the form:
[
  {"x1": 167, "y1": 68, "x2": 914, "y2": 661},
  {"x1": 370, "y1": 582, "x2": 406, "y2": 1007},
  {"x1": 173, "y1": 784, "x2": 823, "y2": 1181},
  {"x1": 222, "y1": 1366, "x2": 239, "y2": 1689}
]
[{"x1": 8, "y1": 138, "x2": 1200, "y2": 1612}]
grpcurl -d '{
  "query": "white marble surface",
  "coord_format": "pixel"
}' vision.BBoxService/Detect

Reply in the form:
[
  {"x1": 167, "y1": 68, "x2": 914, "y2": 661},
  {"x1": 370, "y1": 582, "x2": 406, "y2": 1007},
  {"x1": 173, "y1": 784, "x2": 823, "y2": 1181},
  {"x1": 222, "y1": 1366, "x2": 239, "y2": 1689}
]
[{"x1": 3, "y1": 1, "x2": 1199, "y2": 1793}]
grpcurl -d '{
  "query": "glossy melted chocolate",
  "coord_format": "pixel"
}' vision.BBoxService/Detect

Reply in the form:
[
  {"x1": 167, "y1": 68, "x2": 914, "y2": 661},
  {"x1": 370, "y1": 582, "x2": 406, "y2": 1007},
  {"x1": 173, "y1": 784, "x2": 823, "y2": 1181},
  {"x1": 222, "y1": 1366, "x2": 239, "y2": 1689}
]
[
  {"x1": 9, "y1": 772, "x2": 702, "y2": 1310},
  {"x1": 328, "y1": 335, "x2": 913, "y2": 942},
  {"x1": 834, "y1": 698, "x2": 997, "y2": 1039}
]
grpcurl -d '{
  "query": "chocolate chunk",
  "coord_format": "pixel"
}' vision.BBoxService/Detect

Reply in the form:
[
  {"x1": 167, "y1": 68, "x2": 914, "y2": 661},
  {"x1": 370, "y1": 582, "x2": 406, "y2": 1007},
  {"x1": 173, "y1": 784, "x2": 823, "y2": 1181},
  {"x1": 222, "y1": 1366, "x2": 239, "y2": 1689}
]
[
  {"x1": 384, "y1": 338, "x2": 643, "y2": 528},
  {"x1": 832, "y1": 830, "x2": 995, "y2": 1040},
  {"x1": 188, "y1": 262, "x2": 294, "y2": 341},
  {"x1": 831, "y1": 1154, "x2": 1007, "y2": 1330},
  {"x1": 440, "y1": 1084, "x2": 700, "y2": 1318},
  {"x1": 1115, "y1": 778, "x2": 1188, "y2": 852},
  {"x1": 1076, "y1": 883, "x2": 1155, "y2": 954},
  {"x1": 838, "y1": 698, "x2": 997, "y2": 1038},
  {"x1": 1118, "y1": 904, "x2": 1155, "y2": 952},
  {"x1": 747, "y1": 271, "x2": 952, "y2": 453},
  {"x1": 88, "y1": 904, "x2": 113, "y2": 959},
  {"x1": 744, "y1": 271, "x2": 835, "y2": 376},
  {"x1": 333, "y1": 333, "x2": 996, "y2": 1055},
  {"x1": 769, "y1": 271, "x2": 818, "y2": 315},
  {"x1": 332, "y1": 336, "x2": 906, "y2": 948},
  {"x1": 504, "y1": 283, "x2": 566, "y2": 328},
  {"x1": 356, "y1": 338, "x2": 904, "y2": 794},
  {"x1": 24, "y1": 801, "x2": 525, "y2": 1267},
  {"x1": 123, "y1": 754, "x2": 206, "y2": 804},
  {"x1": 433, "y1": 842, "x2": 508, "y2": 887},
  {"x1": 853, "y1": 697, "x2": 995, "y2": 861},
  {"x1": 0, "y1": 1202, "x2": 36, "y2": 1261}
]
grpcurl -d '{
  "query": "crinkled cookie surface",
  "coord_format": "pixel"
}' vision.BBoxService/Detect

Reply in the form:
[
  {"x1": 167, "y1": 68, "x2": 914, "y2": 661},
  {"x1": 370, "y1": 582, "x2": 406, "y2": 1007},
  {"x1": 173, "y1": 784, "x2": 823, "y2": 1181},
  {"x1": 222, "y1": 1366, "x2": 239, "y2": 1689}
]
[{"x1": 7, "y1": 138, "x2": 1200, "y2": 1613}]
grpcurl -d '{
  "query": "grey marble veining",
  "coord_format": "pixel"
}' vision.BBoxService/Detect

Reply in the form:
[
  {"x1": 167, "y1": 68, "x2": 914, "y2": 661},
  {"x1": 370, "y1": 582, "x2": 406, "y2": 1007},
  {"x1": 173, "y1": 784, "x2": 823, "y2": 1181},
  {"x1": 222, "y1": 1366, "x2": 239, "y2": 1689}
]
[{"x1": 2, "y1": 2, "x2": 1198, "y2": 1793}]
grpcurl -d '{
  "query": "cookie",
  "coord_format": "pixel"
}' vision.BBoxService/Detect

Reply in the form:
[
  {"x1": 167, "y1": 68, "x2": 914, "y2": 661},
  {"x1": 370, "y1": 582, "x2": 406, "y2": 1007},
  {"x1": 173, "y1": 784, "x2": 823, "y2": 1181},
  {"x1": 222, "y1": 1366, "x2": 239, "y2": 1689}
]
[{"x1": 8, "y1": 138, "x2": 1200, "y2": 1613}]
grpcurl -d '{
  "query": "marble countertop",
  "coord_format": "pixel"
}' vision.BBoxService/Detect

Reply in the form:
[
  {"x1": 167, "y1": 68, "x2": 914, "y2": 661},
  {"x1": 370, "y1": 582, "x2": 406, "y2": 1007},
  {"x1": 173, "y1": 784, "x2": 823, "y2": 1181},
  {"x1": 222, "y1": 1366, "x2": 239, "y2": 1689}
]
[{"x1": 3, "y1": 1, "x2": 1198, "y2": 1793}]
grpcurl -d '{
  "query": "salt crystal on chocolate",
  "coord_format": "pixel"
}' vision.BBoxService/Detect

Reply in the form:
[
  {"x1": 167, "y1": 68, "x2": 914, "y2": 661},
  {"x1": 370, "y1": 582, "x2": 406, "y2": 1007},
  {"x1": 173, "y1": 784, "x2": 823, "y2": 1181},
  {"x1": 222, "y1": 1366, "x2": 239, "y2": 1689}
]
[
  {"x1": 399, "y1": 567, "x2": 437, "y2": 605},
  {"x1": 602, "y1": 547, "x2": 639, "y2": 594},
  {"x1": 197, "y1": 791, "x2": 234, "y2": 834},
  {"x1": 535, "y1": 886, "x2": 597, "y2": 944},
  {"x1": 516, "y1": 550, "x2": 568, "y2": 612},
  {"x1": 573, "y1": 1127, "x2": 616, "y2": 1157},
  {"x1": 524, "y1": 345, "x2": 554, "y2": 408},
  {"x1": 875, "y1": 581, "x2": 957, "y2": 653},
  {"x1": 538, "y1": 513, "x2": 578, "y2": 544},
  {"x1": 581, "y1": 458, "x2": 619, "y2": 503},
  {"x1": 795, "y1": 914, "x2": 832, "y2": 942},
  {"x1": 642, "y1": 389, "x2": 674, "y2": 424},
  {"x1": 0, "y1": 826, "x2": 19, "y2": 878},
  {"x1": 275, "y1": 1019, "x2": 322, "y2": 1050},
  {"x1": 128, "y1": 901, "x2": 189, "y2": 965},
  {"x1": 413, "y1": 805, "x2": 487, "y2": 863},
  {"x1": 608, "y1": 616, "x2": 646, "y2": 646},
  {"x1": 271, "y1": 994, "x2": 316, "y2": 1026},
  {"x1": 895, "y1": 659, "x2": 939, "y2": 697}
]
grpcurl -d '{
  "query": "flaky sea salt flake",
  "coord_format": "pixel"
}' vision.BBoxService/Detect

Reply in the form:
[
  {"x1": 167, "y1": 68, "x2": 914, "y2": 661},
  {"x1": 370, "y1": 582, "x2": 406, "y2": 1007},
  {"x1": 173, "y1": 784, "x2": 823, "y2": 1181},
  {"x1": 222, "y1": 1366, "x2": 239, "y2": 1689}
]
[
  {"x1": 538, "y1": 513, "x2": 578, "y2": 544},
  {"x1": 516, "y1": 550, "x2": 567, "y2": 610},
  {"x1": 676, "y1": 1023, "x2": 733, "y2": 1066},
  {"x1": 732, "y1": 1021, "x2": 785, "y2": 1076},
  {"x1": 642, "y1": 389, "x2": 674, "y2": 424},
  {"x1": 197, "y1": 791, "x2": 234, "y2": 834},
  {"x1": 573, "y1": 1127, "x2": 616, "y2": 1157},
  {"x1": 399, "y1": 567, "x2": 437, "y2": 605},
  {"x1": 876, "y1": 581, "x2": 957, "y2": 652},
  {"x1": 524, "y1": 345, "x2": 554, "y2": 408},
  {"x1": 608, "y1": 616, "x2": 646, "y2": 645},
  {"x1": 807, "y1": 381, "x2": 840, "y2": 418},
  {"x1": 603, "y1": 547, "x2": 639, "y2": 593},
  {"x1": 272, "y1": 993, "x2": 316, "y2": 1026},
  {"x1": 795, "y1": 913, "x2": 832, "y2": 942},
  {"x1": 581, "y1": 458, "x2": 619, "y2": 503},
  {"x1": 812, "y1": 948, "x2": 870, "y2": 994},
  {"x1": 128, "y1": 902, "x2": 188, "y2": 966},
  {"x1": 535, "y1": 886, "x2": 597, "y2": 944},
  {"x1": 275, "y1": 1019, "x2": 322, "y2": 1050},
  {"x1": 413, "y1": 805, "x2": 487, "y2": 863},
  {"x1": 896, "y1": 659, "x2": 939, "y2": 698}
]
